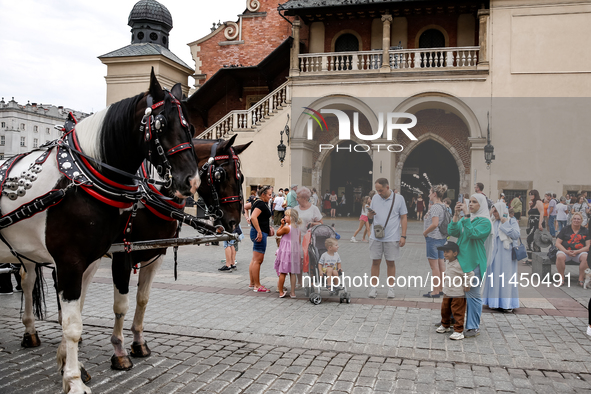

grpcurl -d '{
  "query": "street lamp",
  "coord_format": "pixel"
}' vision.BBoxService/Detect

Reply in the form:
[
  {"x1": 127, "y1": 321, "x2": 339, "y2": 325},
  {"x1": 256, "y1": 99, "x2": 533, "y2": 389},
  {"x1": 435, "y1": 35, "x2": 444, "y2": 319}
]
[
  {"x1": 484, "y1": 111, "x2": 495, "y2": 169},
  {"x1": 277, "y1": 115, "x2": 290, "y2": 166}
]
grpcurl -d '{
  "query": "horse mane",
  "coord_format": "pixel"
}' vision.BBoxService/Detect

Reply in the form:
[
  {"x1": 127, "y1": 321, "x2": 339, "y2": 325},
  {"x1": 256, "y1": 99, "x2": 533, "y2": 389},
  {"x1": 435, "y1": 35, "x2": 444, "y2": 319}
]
[
  {"x1": 98, "y1": 92, "x2": 146, "y2": 164},
  {"x1": 75, "y1": 107, "x2": 109, "y2": 161}
]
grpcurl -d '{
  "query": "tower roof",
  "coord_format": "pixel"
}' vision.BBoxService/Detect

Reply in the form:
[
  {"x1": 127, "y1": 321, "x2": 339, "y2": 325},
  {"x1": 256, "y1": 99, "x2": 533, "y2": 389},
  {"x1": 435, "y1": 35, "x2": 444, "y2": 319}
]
[{"x1": 128, "y1": 0, "x2": 173, "y2": 30}]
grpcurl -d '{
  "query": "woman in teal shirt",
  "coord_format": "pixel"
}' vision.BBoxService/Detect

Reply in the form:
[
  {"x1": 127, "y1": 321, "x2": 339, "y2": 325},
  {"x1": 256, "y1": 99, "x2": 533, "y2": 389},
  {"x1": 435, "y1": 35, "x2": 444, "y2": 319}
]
[{"x1": 447, "y1": 193, "x2": 492, "y2": 338}]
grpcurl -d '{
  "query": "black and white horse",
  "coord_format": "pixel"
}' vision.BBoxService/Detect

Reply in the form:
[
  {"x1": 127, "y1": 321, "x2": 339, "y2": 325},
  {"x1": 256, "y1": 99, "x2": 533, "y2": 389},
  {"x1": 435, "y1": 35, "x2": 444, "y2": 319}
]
[
  {"x1": 108, "y1": 135, "x2": 251, "y2": 370},
  {"x1": 7, "y1": 70, "x2": 199, "y2": 394}
]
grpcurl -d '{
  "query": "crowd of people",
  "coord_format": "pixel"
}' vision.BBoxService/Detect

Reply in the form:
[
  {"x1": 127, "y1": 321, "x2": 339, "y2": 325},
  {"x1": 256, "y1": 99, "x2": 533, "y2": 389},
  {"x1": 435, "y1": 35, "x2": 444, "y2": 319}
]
[{"x1": 209, "y1": 180, "x2": 590, "y2": 342}]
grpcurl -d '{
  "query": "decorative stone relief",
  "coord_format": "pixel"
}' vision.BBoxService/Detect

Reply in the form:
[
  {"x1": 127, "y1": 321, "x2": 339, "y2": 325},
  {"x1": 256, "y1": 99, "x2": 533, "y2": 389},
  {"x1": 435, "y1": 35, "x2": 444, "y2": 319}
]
[
  {"x1": 224, "y1": 21, "x2": 240, "y2": 40},
  {"x1": 247, "y1": 0, "x2": 260, "y2": 12}
]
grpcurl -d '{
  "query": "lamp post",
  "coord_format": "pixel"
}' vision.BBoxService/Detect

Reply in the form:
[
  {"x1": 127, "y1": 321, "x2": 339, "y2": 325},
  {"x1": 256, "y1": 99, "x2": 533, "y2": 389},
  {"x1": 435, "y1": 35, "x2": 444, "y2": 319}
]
[
  {"x1": 277, "y1": 115, "x2": 290, "y2": 166},
  {"x1": 484, "y1": 111, "x2": 495, "y2": 169}
]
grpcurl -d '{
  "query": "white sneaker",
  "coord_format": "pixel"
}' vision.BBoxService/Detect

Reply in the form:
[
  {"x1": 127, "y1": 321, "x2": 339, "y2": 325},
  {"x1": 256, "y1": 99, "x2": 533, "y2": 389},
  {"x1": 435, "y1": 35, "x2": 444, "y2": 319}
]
[
  {"x1": 436, "y1": 325, "x2": 451, "y2": 333},
  {"x1": 350, "y1": 236, "x2": 358, "y2": 243},
  {"x1": 368, "y1": 287, "x2": 378, "y2": 298},
  {"x1": 387, "y1": 287, "x2": 395, "y2": 299},
  {"x1": 450, "y1": 331, "x2": 464, "y2": 340},
  {"x1": 587, "y1": 326, "x2": 591, "y2": 337}
]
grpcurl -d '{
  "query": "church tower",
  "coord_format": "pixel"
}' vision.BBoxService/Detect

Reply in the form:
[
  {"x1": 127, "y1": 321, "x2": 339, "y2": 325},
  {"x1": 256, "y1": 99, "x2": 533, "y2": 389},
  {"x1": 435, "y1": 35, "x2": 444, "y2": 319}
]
[{"x1": 99, "y1": 0, "x2": 193, "y2": 106}]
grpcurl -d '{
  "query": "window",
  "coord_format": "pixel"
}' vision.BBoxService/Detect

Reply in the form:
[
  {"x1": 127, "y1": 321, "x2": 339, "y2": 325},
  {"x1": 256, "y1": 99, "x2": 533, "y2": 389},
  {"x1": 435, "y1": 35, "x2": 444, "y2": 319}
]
[
  {"x1": 46, "y1": 127, "x2": 50, "y2": 134},
  {"x1": 502, "y1": 190, "x2": 527, "y2": 216},
  {"x1": 334, "y1": 33, "x2": 359, "y2": 71},
  {"x1": 34, "y1": 125, "x2": 38, "y2": 132},
  {"x1": 418, "y1": 29, "x2": 446, "y2": 68},
  {"x1": 33, "y1": 138, "x2": 38, "y2": 148},
  {"x1": 0, "y1": 136, "x2": 4, "y2": 146},
  {"x1": 1, "y1": 122, "x2": 5, "y2": 128},
  {"x1": 20, "y1": 123, "x2": 25, "y2": 131},
  {"x1": 20, "y1": 137, "x2": 25, "y2": 147},
  {"x1": 0, "y1": 154, "x2": 4, "y2": 160}
]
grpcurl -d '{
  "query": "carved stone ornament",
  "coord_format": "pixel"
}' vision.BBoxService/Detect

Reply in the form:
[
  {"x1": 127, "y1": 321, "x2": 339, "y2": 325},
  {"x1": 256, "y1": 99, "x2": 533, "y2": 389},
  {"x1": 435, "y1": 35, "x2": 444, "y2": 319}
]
[
  {"x1": 247, "y1": 0, "x2": 260, "y2": 12},
  {"x1": 224, "y1": 21, "x2": 239, "y2": 40}
]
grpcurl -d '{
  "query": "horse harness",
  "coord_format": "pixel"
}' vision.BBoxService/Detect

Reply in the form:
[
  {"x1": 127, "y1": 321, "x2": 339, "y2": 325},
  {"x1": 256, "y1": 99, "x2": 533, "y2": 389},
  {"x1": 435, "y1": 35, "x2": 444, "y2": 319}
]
[
  {"x1": 0, "y1": 91, "x2": 193, "y2": 265},
  {"x1": 198, "y1": 140, "x2": 243, "y2": 220}
]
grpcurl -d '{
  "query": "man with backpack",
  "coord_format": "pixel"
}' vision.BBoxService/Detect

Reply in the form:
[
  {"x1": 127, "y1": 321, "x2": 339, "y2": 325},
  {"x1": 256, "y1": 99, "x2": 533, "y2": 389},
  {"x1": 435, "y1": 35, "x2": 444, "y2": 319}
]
[{"x1": 422, "y1": 185, "x2": 451, "y2": 298}]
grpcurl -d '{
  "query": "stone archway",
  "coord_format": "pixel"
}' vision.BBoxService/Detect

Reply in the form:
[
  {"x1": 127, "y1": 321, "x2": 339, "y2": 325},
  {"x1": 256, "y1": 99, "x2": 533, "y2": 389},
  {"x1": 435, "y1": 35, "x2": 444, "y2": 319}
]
[{"x1": 395, "y1": 132, "x2": 468, "y2": 195}]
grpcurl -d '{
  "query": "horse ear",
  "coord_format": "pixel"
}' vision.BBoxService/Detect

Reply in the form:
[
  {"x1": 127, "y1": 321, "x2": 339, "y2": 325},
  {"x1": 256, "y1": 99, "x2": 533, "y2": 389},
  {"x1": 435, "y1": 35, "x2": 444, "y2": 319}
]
[
  {"x1": 218, "y1": 134, "x2": 237, "y2": 151},
  {"x1": 171, "y1": 83, "x2": 183, "y2": 101},
  {"x1": 232, "y1": 141, "x2": 252, "y2": 155},
  {"x1": 148, "y1": 68, "x2": 164, "y2": 100}
]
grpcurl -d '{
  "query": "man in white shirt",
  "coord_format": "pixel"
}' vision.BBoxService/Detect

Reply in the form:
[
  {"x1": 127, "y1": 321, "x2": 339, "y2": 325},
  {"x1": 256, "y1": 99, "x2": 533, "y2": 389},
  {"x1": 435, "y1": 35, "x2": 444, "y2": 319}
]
[
  {"x1": 367, "y1": 178, "x2": 408, "y2": 298},
  {"x1": 556, "y1": 196, "x2": 569, "y2": 233}
]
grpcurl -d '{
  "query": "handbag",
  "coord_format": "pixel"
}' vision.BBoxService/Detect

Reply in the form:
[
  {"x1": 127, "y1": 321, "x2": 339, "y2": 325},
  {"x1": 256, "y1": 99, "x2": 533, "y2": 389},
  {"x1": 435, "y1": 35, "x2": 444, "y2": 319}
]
[
  {"x1": 374, "y1": 193, "x2": 396, "y2": 239},
  {"x1": 512, "y1": 238, "x2": 528, "y2": 261},
  {"x1": 547, "y1": 245, "x2": 558, "y2": 262}
]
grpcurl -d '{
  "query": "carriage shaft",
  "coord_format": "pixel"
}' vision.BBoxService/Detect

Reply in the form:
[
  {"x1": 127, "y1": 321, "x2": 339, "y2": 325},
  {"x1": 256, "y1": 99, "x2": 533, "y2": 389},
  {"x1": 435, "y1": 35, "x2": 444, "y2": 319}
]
[{"x1": 108, "y1": 233, "x2": 238, "y2": 253}]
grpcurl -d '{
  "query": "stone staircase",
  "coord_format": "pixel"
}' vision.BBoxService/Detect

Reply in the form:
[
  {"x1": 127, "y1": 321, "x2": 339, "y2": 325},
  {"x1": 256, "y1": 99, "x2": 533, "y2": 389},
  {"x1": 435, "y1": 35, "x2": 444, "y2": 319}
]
[{"x1": 196, "y1": 81, "x2": 290, "y2": 140}]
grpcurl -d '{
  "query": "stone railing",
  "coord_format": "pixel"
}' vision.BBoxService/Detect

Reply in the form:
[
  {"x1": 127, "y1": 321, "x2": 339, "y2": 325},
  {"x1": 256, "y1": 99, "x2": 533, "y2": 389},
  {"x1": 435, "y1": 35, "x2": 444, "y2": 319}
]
[
  {"x1": 196, "y1": 81, "x2": 290, "y2": 140},
  {"x1": 298, "y1": 46, "x2": 480, "y2": 74}
]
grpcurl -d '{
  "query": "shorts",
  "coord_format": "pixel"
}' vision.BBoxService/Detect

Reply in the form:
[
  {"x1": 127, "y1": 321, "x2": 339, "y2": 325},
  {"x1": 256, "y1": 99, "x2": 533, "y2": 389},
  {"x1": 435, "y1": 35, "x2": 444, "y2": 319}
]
[
  {"x1": 321, "y1": 265, "x2": 336, "y2": 274},
  {"x1": 369, "y1": 239, "x2": 400, "y2": 261},
  {"x1": 223, "y1": 239, "x2": 236, "y2": 248},
  {"x1": 360, "y1": 215, "x2": 368, "y2": 222},
  {"x1": 556, "y1": 251, "x2": 588, "y2": 263},
  {"x1": 426, "y1": 237, "x2": 447, "y2": 260},
  {"x1": 250, "y1": 227, "x2": 268, "y2": 254}
]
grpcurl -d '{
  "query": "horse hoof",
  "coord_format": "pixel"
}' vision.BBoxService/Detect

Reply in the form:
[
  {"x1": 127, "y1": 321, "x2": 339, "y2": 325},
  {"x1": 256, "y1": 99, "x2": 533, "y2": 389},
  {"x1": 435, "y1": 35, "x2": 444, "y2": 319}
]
[
  {"x1": 81, "y1": 366, "x2": 91, "y2": 383},
  {"x1": 110, "y1": 355, "x2": 133, "y2": 371},
  {"x1": 21, "y1": 332, "x2": 41, "y2": 348},
  {"x1": 130, "y1": 341, "x2": 151, "y2": 358}
]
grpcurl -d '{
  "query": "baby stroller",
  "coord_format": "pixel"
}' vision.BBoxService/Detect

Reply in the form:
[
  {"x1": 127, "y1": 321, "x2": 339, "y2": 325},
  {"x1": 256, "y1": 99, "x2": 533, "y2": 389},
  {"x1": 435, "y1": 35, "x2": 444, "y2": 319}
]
[{"x1": 304, "y1": 224, "x2": 351, "y2": 305}]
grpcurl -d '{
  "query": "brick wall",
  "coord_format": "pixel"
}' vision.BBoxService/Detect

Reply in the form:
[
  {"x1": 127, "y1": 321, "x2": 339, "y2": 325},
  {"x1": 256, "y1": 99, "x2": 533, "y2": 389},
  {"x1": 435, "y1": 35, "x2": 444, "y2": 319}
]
[{"x1": 197, "y1": 0, "x2": 298, "y2": 84}]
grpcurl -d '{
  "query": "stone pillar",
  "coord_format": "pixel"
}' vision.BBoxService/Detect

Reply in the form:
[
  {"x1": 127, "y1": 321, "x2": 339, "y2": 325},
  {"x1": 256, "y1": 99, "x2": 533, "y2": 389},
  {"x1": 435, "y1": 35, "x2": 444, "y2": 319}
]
[
  {"x1": 290, "y1": 18, "x2": 302, "y2": 76},
  {"x1": 381, "y1": 14, "x2": 393, "y2": 71},
  {"x1": 477, "y1": 9, "x2": 490, "y2": 68}
]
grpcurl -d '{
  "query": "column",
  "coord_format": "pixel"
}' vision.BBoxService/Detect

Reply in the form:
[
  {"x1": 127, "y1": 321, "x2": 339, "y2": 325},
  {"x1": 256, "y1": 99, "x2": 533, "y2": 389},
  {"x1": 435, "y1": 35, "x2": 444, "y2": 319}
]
[
  {"x1": 290, "y1": 18, "x2": 302, "y2": 76},
  {"x1": 381, "y1": 14, "x2": 393, "y2": 71},
  {"x1": 477, "y1": 9, "x2": 490, "y2": 68}
]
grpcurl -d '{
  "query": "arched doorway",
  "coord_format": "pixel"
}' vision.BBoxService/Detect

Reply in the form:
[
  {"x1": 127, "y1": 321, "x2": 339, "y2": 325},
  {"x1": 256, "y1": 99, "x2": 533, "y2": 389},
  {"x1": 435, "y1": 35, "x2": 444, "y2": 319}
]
[
  {"x1": 401, "y1": 139, "x2": 460, "y2": 218},
  {"x1": 322, "y1": 140, "x2": 372, "y2": 217}
]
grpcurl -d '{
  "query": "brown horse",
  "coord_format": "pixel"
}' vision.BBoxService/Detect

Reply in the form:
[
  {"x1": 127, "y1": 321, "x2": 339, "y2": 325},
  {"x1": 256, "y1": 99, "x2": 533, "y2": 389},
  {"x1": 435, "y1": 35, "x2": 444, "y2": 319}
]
[{"x1": 107, "y1": 135, "x2": 251, "y2": 371}]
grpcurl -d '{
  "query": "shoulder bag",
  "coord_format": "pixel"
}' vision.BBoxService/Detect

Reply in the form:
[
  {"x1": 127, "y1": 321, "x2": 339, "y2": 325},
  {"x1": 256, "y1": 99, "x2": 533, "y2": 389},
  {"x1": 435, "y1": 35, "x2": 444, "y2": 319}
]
[{"x1": 374, "y1": 193, "x2": 396, "y2": 239}]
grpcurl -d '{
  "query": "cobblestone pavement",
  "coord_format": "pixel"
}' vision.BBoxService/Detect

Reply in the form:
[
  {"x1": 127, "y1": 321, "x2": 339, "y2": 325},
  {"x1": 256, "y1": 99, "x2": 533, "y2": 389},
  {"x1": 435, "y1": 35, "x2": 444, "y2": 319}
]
[
  {"x1": 0, "y1": 220, "x2": 590, "y2": 393},
  {"x1": 1, "y1": 316, "x2": 590, "y2": 394}
]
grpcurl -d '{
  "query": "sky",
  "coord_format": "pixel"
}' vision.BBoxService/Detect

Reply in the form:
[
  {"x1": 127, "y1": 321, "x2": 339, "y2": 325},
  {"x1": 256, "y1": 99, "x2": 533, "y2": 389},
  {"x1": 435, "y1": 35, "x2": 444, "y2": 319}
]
[{"x1": 0, "y1": 0, "x2": 247, "y2": 114}]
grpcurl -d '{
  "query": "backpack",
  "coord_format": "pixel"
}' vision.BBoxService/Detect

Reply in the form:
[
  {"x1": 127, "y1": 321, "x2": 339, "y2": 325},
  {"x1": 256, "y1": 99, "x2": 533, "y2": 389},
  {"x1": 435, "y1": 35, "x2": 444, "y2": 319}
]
[{"x1": 437, "y1": 203, "x2": 452, "y2": 237}]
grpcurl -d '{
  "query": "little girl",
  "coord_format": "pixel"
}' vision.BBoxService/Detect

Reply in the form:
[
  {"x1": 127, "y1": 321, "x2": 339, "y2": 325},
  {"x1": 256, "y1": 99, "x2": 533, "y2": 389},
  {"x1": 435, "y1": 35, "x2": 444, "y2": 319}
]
[
  {"x1": 274, "y1": 208, "x2": 302, "y2": 298},
  {"x1": 351, "y1": 196, "x2": 370, "y2": 242}
]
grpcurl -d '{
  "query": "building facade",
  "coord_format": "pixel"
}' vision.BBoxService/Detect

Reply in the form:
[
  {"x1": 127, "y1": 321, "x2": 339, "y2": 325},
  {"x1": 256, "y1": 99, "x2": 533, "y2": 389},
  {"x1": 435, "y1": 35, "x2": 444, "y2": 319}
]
[
  {"x1": 190, "y1": 0, "x2": 591, "y2": 206},
  {"x1": 0, "y1": 97, "x2": 88, "y2": 159}
]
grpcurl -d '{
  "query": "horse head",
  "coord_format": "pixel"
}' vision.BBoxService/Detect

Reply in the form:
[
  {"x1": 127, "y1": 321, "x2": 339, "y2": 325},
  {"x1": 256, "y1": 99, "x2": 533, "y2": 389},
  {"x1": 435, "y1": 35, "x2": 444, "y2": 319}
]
[
  {"x1": 141, "y1": 69, "x2": 199, "y2": 198},
  {"x1": 193, "y1": 135, "x2": 252, "y2": 232}
]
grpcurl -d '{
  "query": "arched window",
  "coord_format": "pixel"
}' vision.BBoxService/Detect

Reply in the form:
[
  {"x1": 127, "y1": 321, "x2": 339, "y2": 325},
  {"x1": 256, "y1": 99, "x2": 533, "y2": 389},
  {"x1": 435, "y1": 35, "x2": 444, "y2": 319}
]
[
  {"x1": 418, "y1": 29, "x2": 446, "y2": 67},
  {"x1": 334, "y1": 33, "x2": 359, "y2": 70},
  {"x1": 418, "y1": 29, "x2": 445, "y2": 49},
  {"x1": 335, "y1": 33, "x2": 359, "y2": 52}
]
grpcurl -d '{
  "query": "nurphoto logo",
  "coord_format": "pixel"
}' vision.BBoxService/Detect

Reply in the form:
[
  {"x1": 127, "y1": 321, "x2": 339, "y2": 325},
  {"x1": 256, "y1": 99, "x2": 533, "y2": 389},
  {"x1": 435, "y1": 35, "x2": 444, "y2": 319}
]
[{"x1": 304, "y1": 108, "x2": 418, "y2": 153}]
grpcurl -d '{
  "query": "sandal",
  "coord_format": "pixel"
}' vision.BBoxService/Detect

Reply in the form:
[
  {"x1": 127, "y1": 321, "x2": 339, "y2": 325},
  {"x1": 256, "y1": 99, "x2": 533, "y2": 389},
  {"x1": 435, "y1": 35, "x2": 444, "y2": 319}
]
[
  {"x1": 279, "y1": 292, "x2": 287, "y2": 298},
  {"x1": 579, "y1": 281, "x2": 585, "y2": 287},
  {"x1": 290, "y1": 294, "x2": 296, "y2": 298},
  {"x1": 254, "y1": 286, "x2": 271, "y2": 293}
]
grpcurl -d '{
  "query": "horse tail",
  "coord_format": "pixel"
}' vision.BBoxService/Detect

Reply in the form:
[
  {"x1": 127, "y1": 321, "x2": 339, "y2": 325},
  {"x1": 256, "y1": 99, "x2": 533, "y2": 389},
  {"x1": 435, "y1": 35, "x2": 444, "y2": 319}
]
[{"x1": 31, "y1": 264, "x2": 47, "y2": 320}]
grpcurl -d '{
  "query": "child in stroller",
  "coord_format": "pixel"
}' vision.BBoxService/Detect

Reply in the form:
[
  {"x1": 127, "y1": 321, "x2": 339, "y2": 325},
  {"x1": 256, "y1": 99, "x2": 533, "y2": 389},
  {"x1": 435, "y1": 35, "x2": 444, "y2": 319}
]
[{"x1": 305, "y1": 224, "x2": 351, "y2": 304}]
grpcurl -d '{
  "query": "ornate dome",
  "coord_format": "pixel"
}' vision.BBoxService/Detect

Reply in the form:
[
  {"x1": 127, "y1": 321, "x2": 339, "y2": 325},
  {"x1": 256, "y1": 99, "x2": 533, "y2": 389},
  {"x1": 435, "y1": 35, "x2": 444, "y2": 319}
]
[{"x1": 128, "y1": 0, "x2": 173, "y2": 30}]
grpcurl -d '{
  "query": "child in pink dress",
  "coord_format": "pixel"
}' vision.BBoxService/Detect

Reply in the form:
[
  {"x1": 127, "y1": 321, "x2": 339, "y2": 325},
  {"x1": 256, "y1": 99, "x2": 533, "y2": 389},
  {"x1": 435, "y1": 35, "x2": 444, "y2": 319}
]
[{"x1": 274, "y1": 208, "x2": 302, "y2": 298}]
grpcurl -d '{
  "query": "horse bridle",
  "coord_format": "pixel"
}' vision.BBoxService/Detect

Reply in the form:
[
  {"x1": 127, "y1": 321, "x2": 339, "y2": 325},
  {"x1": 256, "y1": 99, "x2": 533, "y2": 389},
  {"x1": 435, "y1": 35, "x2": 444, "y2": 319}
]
[
  {"x1": 142, "y1": 91, "x2": 194, "y2": 188},
  {"x1": 199, "y1": 140, "x2": 243, "y2": 220}
]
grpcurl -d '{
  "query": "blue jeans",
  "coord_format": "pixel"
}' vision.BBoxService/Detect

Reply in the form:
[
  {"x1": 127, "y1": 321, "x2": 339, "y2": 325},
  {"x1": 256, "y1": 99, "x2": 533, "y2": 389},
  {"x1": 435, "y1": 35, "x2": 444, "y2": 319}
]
[
  {"x1": 425, "y1": 237, "x2": 446, "y2": 260},
  {"x1": 558, "y1": 220, "x2": 567, "y2": 232},
  {"x1": 466, "y1": 266, "x2": 482, "y2": 330},
  {"x1": 548, "y1": 215, "x2": 556, "y2": 237}
]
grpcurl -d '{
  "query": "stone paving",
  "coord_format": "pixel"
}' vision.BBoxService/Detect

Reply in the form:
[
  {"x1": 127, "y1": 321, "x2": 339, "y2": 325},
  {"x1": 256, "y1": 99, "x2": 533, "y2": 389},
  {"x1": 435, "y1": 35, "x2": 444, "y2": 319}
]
[{"x1": 0, "y1": 219, "x2": 590, "y2": 393}]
